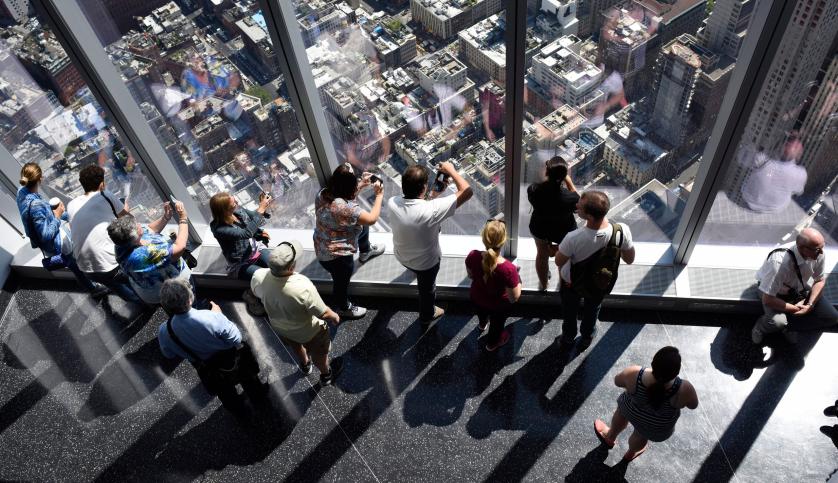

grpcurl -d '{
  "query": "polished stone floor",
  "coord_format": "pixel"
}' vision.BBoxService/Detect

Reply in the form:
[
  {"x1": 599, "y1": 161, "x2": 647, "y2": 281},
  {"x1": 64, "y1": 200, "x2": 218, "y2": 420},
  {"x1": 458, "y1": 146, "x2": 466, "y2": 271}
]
[{"x1": 1, "y1": 280, "x2": 837, "y2": 482}]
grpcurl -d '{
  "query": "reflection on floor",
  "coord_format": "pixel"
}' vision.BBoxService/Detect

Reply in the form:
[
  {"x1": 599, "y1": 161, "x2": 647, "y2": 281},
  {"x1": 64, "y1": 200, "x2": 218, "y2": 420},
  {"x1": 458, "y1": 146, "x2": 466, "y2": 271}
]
[{"x1": 1, "y1": 280, "x2": 837, "y2": 482}]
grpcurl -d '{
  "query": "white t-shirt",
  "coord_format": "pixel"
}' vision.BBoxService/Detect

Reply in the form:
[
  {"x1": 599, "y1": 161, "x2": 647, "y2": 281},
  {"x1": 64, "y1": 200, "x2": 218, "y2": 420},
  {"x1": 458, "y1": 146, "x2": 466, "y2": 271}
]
[
  {"x1": 387, "y1": 194, "x2": 458, "y2": 271},
  {"x1": 741, "y1": 157, "x2": 807, "y2": 213},
  {"x1": 250, "y1": 269, "x2": 329, "y2": 344},
  {"x1": 67, "y1": 190, "x2": 124, "y2": 273},
  {"x1": 756, "y1": 242, "x2": 824, "y2": 297},
  {"x1": 558, "y1": 222, "x2": 634, "y2": 283}
]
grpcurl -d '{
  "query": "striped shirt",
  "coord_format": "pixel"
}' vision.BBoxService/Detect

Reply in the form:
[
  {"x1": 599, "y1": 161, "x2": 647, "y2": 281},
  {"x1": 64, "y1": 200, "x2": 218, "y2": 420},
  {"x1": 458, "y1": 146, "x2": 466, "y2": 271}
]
[{"x1": 617, "y1": 367, "x2": 682, "y2": 442}]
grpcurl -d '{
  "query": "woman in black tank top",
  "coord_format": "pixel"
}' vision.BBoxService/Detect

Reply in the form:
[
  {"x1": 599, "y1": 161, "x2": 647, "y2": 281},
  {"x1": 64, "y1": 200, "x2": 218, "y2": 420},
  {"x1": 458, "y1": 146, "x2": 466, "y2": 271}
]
[
  {"x1": 526, "y1": 156, "x2": 579, "y2": 291},
  {"x1": 593, "y1": 347, "x2": 699, "y2": 462}
]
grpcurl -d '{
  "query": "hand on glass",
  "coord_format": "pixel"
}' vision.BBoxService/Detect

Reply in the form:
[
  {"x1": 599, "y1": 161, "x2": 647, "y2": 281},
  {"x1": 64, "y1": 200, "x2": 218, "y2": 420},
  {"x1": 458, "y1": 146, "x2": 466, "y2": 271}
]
[{"x1": 210, "y1": 301, "x2": 222, "y2": 313}]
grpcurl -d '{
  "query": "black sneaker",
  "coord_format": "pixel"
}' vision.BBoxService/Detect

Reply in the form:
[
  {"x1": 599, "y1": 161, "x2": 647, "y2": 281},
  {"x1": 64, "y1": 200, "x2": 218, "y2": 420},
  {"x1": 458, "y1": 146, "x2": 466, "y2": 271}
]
[
  {"x1": 825, "y1": 405, "x2": 838, "y2": 418},
  {"x1": 578, "y1": 335, "x2": 594, "y2": 351},
  {"x1": 319, "y1": 357, "x2": 344, "y2": 386}
]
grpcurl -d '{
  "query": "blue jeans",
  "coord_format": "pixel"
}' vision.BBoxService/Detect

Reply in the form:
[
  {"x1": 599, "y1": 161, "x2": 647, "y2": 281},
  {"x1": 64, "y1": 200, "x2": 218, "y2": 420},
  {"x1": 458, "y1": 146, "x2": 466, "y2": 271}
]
[
  {"x1": 237, "y1": 250, "x2": 272, "y2": 280},
  {"x1": 560, "y1": 283, "x2": 603, "y2": 340},
  {"x1": 317, "y1": 226, "x2": 372, "y2": 310},
  {"x1": 86, "y1": 267, "x2": 143, "y2": 304}
]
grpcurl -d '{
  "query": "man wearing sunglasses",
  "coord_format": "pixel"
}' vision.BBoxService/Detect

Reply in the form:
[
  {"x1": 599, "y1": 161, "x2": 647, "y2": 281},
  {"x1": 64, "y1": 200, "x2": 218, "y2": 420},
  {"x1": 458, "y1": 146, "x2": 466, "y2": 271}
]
[{"x1": 753, "y1": 227, "x2": 837, "y2": 346}]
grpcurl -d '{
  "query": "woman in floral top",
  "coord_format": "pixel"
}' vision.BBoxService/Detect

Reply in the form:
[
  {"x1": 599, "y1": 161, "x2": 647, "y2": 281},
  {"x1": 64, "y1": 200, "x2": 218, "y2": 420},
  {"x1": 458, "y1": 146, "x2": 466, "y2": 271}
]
[
  {"x1": 107, "y1": 200, "x2": 191, "y2": 305},
  {"x1": 314, "y1": 163, "x2": 384, "y2": 319}
]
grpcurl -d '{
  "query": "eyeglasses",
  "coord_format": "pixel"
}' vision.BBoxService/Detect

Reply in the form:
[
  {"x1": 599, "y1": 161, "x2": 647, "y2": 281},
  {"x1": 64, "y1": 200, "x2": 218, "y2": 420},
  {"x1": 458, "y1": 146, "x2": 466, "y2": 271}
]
[{"x1": 806, "y1": 245, "x2": 824, "y2": 255}]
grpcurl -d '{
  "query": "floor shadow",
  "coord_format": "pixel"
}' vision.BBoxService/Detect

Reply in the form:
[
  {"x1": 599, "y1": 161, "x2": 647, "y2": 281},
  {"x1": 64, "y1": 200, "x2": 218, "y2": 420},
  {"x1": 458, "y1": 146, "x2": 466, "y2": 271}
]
[
  {"x1": 95, "y1": 374, "x2": 318, "y2": 481},
  {"x1": 402, "y1": 318, "x2": 531, "y2": 428},
  {"x1": 565, "y1": 445, "x2": 628, "y2": 483},
  {"x1": 0, "y1": 291, "x2": 154, "y2": 433},
  {"x1": 77, "y1": 338, "x2": 180, "y2": 421},
  {"x1": 692, "y1": 332, "x2": 822, "y2": 483},
  {"x1": 284, "y1": 308, "x2": 469, "y2": 482},
  {"x1": 473, "y1": 322, "x2": 644, "y2": 481},
  {"x1": 709, "y1": 324, "x2": 775, "y2": 381}
]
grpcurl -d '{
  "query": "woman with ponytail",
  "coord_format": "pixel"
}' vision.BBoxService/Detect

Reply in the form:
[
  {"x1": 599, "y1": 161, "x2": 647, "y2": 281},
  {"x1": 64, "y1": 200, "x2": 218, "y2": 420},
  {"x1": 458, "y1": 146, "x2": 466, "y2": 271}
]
[
  {"x1": 464, "y1": 219, "x2": 521, "y2": 351},
  {"x1": 16, "y1": 163, "x2": 106, "y2": 297},
  {"x1": 594, "y1": 346, "x2": 699, "y2": 462}
]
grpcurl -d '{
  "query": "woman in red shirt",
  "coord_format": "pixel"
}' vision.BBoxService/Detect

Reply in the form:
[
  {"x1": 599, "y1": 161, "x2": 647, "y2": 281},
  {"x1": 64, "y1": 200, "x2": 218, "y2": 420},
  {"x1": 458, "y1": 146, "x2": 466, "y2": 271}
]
[{"x1": 465, "y1": 220, "x2": 522, "y2": 351}]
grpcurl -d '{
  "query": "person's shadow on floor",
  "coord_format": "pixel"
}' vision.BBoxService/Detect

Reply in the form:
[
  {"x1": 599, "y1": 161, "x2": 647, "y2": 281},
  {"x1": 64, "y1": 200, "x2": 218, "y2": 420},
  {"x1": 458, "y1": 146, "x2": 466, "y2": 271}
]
[
  {"x1": 565, "y1": 445, "x2": 628, "y2": 482},
  {"x1": 709, "y1": 324, "x2": 776, "y2": 381}
]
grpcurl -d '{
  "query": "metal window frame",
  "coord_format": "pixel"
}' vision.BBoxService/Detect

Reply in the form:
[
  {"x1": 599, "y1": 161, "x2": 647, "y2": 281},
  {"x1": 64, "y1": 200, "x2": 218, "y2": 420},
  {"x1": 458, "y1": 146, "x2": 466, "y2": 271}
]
[
  {"x1": 671, "y1": 0, "x2": 797, "y2": 264},
  {"x1": 258, "y1": 0, "x2": 341, "y2": 186},
  {"x1": 0, "y1": 145, "x2": 25, "y2": 235},
  {"x1": 503, "y1": 0, "x2": 527, "y2": 259},
  {"x1": 34, "y1": 0, "x2": 207, "y2": 242}
]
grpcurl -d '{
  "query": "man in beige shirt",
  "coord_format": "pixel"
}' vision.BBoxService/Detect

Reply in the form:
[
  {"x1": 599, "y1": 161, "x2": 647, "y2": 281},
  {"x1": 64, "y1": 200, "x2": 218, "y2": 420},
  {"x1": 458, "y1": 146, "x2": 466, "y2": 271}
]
[{"x1": 251, "y1": 239, "x2": 343, "y2": 385}]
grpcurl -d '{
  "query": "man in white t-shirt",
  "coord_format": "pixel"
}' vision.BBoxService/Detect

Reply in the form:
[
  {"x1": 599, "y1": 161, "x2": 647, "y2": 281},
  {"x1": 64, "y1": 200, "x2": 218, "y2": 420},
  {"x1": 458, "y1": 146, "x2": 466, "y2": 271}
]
[
  {"x1": 555, "y1": 191, "x2": 635, "y2": 350},
  {"x1": 66, "y1": 164, "x2": 141, "y2": 303},
  {"x1": 752, "y1": 228, "x2": 837, "y2": 346},
  {"x1": 388, "y1": 161, "x2": 472, "y2": 325},
  {"x1": 739, "y1": 135, "x2": 807, "y2": 213},
  {"x1": 251, "y1": 240, "x2": 344, "y2": 385}
]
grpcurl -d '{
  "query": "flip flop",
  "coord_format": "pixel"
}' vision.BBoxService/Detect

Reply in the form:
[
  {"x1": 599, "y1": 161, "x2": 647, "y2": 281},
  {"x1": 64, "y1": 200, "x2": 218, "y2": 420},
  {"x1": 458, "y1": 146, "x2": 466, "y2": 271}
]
[
  {"x1": 623, "y1": 444, "x2": 648, "y2": 462},
  {"x1": 594, "y1": 419, "x2": 615, "y2": 449}
]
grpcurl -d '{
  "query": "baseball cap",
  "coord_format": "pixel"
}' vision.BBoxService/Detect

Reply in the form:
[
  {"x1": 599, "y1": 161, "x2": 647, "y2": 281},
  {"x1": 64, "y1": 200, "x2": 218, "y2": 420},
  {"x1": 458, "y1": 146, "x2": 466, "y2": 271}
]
[{"x1": 269, "y1": 239, "x2": 303, "y2": 276}]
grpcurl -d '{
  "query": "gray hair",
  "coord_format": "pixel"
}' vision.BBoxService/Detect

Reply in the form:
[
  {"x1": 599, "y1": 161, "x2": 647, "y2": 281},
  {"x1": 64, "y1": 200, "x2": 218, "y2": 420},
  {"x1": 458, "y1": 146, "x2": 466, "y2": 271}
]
[
  {"x1": 159, "y1": 278, "x2": 193, "y2": 314},
  {"x1": 107, "y1": 214, "x2": 140, "y2": 246}
]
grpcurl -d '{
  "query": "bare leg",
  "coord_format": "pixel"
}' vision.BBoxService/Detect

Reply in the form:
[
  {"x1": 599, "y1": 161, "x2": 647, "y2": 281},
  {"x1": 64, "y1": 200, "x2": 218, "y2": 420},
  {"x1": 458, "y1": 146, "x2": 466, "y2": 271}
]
[
  {"x1": 289, "y1": 342, "x2": 310, "y2": 366},
  {"x1": 605, "y1": 408, "x2": 629, "y2": 440},
  {"x1": 312, "y1": 352, "x2": 330, "y2": 375},
  {"x1": 534, "y1": 238, "x2": 550, "y2": 289},
  {"x1": 624, "y1": 430, "x2": 649, "y2": 461}
]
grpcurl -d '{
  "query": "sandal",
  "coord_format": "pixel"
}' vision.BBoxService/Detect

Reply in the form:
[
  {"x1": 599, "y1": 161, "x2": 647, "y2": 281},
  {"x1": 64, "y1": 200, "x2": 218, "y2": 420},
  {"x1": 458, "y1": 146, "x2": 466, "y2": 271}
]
[
  {"x1": 594, "y1": 419, "x2": 615, "y2": 449},
  {"x1": 623, "y1": 444, "x2": 648, "y2": 462}
]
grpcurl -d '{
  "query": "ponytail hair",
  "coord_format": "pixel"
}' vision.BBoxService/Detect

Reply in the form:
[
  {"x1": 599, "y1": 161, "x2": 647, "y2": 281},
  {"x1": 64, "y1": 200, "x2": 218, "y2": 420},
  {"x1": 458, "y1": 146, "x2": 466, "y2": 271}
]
[
  {"x1": 19, "y1": 162, "x2": 42, "y2": 189},
  {"x1": 648, "y1": 346, "x2": 681, "y2": 409},
  {"x1": 481, "y1": 220, "x2": 507, "y2": 283}
]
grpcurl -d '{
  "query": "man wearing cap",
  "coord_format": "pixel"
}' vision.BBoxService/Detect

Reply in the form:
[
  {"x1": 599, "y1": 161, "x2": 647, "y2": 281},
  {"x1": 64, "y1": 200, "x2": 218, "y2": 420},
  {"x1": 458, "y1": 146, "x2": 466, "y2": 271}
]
[
  {"x1": 250, "y1": 240, "x2": 344, "y2": 385},
  {"x1": 752, "y1": 227, "x2": 838, "y2": 346}
]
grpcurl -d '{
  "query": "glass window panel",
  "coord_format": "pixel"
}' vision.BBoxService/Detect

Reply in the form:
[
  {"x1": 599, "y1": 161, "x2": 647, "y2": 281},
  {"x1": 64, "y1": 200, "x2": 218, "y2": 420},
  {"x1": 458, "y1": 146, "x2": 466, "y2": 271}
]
[
  {"x1": 75, "y1": 0, "x2": 319, "y2": 229},
  {"x1": 696, "y1": 4, "x2": 838, "y2": 250},
  {"x1": 519, "y1": 0, "x2": 754, "y2": 246},
  {"x1": 293, "y1": 0, "x2": 508, "y2": 235},
  {"x1": 0, "y1": 9, "x2": 164, "y2": 222}
]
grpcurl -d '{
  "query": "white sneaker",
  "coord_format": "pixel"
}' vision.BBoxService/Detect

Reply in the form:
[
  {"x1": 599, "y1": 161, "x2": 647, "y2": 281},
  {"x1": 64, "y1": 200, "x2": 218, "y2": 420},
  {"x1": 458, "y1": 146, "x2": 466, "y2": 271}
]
[
  {"x1": 337, "y1": 303, "x2": 367, "y2": 319},
  {"x1": 359, "y1": 244, "x2": 384, "y2": 263}
]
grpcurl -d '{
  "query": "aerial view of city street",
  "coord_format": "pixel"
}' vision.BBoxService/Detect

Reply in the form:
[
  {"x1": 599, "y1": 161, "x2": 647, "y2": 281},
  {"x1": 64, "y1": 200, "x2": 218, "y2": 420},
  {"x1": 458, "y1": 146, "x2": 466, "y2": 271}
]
[{"x1": 0, "y1": 0, "x2": 834, "y2": 244}]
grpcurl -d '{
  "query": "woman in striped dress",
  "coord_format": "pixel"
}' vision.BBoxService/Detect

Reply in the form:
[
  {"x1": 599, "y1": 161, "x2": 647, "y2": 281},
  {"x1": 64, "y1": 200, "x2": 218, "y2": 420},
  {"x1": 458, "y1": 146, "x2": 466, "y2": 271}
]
[{"x1": 594, "y1": 346, "x2": 699, "y2": 461}]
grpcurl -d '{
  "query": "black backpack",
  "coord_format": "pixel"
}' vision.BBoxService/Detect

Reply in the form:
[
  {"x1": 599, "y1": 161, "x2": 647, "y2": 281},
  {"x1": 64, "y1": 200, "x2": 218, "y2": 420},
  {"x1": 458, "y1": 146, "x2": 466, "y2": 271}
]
[{"x1": 569, "y1": 223, "x2": 624, "y2": 299}]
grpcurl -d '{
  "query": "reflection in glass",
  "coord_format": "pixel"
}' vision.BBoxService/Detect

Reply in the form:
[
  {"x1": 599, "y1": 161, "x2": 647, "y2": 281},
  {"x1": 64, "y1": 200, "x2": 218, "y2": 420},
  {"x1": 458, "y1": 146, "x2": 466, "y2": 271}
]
[
  {"x1": 78, "y1": 0, "x2": 318, "y2": 229},
  {"x1": 701, "y1": 0, "x2": 838, "y2": 247},
  {"x1": 0, "y1": 11, "x2": 163, "y2": 222},
  {"x1": 522, "y1": 0, "x2": 750, "y2": 247},
  {"x1": 295, "y1": 0, "x2": 507, "y2": 235}
]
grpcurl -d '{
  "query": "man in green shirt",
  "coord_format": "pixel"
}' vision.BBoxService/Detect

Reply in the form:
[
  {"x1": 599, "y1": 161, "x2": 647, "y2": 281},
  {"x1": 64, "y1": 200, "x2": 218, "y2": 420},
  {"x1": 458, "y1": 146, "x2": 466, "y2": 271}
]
[{"x1": 251, "y1": 239, "x2": 343, "y2": 385}]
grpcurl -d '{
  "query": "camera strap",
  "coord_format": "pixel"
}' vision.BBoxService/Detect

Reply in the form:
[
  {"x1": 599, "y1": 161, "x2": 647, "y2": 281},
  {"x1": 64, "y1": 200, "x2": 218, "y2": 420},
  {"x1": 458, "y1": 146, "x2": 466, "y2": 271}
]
[{"x1": 766, "y1": 248, "x2": 807, "y2": 294}]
